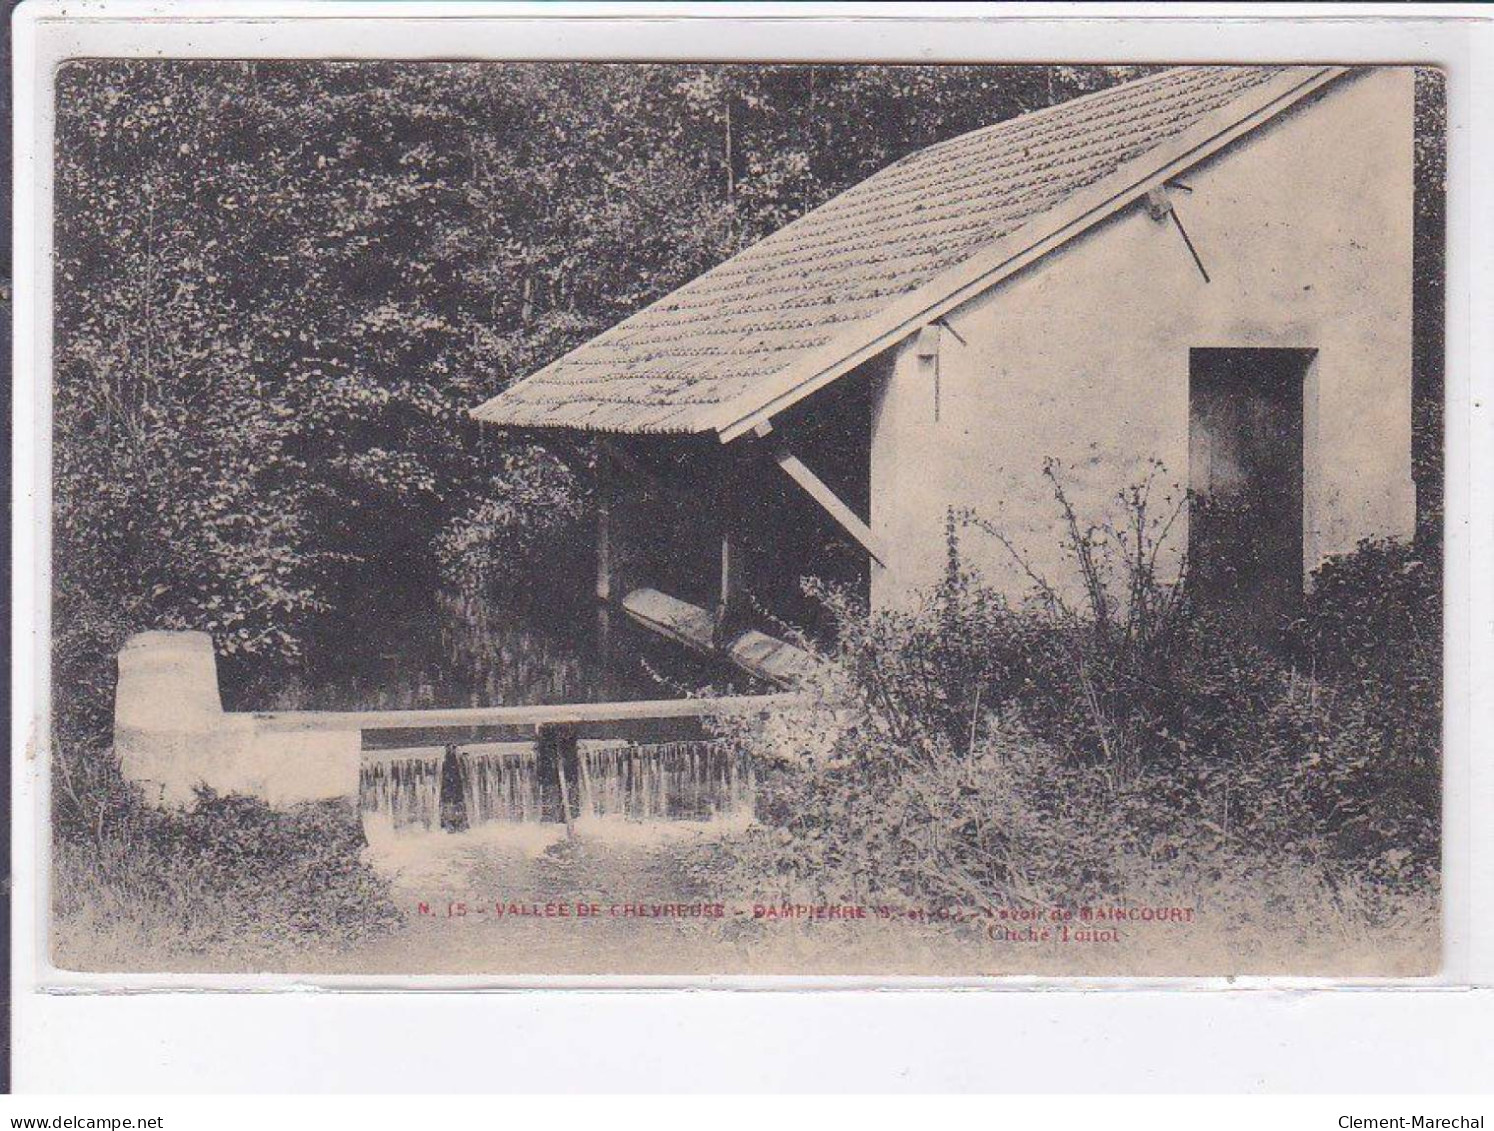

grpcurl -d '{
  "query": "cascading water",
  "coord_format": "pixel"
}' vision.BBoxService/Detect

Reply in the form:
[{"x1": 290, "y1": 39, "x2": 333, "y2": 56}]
[
  {"x1": 576, "y1": 740, "x2": 754, "y2": 822},
  {"x1": 458, "y1": 742, "x2": 545, "y2": 824},
  {"x1": 359, "y1": 737, "x2": 753, "y2": 830},
  {"x1": 360, "y1": 751, "x2": 442, "y2": 830}
]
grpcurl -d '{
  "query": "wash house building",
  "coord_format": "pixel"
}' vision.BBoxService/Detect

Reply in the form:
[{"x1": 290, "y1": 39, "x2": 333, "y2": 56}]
[{"x1": 473, "y1": 65, "x2": 1416, "y2": 669}]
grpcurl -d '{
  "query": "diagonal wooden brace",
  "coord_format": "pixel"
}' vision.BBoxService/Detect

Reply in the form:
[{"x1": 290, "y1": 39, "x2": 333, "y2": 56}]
[{"x1": 772, "y1": 446, "x2": 886, "y2": 567}]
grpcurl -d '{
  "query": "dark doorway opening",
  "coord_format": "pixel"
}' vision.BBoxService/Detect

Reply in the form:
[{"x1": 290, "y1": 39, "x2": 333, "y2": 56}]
[{"x1": 1188, "y1": 347, "x2": 1313, "y2": 640}]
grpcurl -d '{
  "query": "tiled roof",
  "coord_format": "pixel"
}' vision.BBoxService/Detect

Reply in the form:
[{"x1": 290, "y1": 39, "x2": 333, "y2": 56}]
[{"x1": 473, "y1": 65, "x2": 1341, "y2": 437}]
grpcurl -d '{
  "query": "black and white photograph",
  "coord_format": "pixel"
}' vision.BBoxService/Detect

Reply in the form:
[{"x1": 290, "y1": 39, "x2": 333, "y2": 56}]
[{"x1": 42, "y1": 53, "x2": 1446, "y2": 978}]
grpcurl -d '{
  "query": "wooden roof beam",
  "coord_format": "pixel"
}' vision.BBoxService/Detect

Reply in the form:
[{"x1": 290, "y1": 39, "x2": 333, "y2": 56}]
[{"x1": 709, "y1": 66, "x2": 1346, "y2": 444}]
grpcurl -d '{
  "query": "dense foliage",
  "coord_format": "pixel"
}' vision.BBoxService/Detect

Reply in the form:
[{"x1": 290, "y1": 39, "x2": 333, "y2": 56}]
[
  {"x1": 1412, "y1": 68, "x2": 1446, "y2": 547},
  {"x1": 53, "y1": 61, "x2": 1163, "y2": 959},
  {"x1": 717, "y1": 485, "x2": 1441, "y2": 927},
  {"x1": 53, "y1": 792, "x2": 401, "y2": 966},
  {"x1": 53, "y1": 60, "x2": 1154, "y2": 673}
]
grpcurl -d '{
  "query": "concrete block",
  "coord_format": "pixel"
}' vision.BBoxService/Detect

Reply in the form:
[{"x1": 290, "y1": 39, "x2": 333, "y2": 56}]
[{"x1": 113, "y1": 630, "x2": 360, "y2": 809}]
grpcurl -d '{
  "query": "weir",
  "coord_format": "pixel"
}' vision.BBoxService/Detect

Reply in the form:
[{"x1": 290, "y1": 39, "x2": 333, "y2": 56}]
[
  {"x1": 113, "y1": 630, "x2": 791, "y2": 817},
  {"x1": 359, "y1": 737, "x2": 754, "y2": 831}
]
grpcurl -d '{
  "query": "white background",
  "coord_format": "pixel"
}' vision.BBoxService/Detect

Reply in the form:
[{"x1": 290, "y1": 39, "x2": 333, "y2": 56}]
[{"x1": 11, "y1": 1, "x2": 1494, "y2": 1093}]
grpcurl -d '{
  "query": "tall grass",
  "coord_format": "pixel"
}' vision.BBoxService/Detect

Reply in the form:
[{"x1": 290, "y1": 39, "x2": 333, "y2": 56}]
[
  {"x1": 51, "y1": 774, "x2": 403, "y2": 970},
  {"x1": 711, "y1": 464, "x2": 1441, "y2": 971}
]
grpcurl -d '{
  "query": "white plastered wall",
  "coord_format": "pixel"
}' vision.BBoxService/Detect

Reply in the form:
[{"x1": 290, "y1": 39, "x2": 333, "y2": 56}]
[{"x1": 870, "y1": 67, "x2": 1416, "y2": 611}]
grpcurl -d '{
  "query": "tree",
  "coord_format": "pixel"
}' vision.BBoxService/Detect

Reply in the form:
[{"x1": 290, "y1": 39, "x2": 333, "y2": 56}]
[{"x1": 54, "y1": 59, "x2": 1151, "y2": 688}]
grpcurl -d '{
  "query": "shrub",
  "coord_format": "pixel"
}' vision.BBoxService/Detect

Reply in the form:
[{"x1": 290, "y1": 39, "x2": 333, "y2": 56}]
[
  {"x1": 1285, "y1": 536, "x2": 1442, "y2": 882},
  {"x1": 797, "y1": 518, "x2": 1034, "y2": 765},
  {"x1": 716, "y1": 465, "x2": 1441, "y2": 933},
  {"x1": 958, "y1": 460, "x2": 1213, "y2": 785},
  {"x1": 1293, "y1": 536, "x2": 1441, "y2": 763}
]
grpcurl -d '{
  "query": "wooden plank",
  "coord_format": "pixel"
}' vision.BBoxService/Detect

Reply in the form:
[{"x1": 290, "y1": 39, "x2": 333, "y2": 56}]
[
  {"x1": 249, "y1": 692, "x2": 802, "y2": 734},
  {"x1": 621, "y1": 587, "x2": 716, "y2": 654},
  {"x1": 362, "y1": 740, "x2": 535, "y2": 763},
  {"x1": 772, "y1": 447, "x2": 885, "y2": 566},
  {"x1": 727, "y1": 630, "x2": 819, "y2": 686},
  {"x1": 623, "y1": 587, "x2": 817, "y2": 688}
]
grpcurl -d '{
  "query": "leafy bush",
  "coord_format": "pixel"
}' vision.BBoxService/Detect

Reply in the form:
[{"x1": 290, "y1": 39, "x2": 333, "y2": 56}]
[
  {"x1": 716, "y1": 467, "x2": 1441, "y2": 930},
  {"x1": 1286, "y1": 536, "x2": 1442, "y2": 880},
  {"x1": 1295, "y1": 536, "x2": 1441, "y2": 702}
]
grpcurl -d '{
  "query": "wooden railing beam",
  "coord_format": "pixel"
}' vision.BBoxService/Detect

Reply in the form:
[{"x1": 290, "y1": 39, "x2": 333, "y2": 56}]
[{"x1": 249, "y1": 692, "x2": 803, "y2": 734}]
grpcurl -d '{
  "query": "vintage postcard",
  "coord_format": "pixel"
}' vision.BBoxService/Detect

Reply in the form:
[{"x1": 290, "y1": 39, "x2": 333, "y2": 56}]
[{"x1": 42, "y1": 52, "x2": 1446, "y2": 979}]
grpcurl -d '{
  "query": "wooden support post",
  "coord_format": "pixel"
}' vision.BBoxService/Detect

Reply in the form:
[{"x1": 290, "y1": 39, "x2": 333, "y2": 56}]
[
  {"x1": 596, "y1": 449, "x2": 615, "y2": 603},
  {"x1": 438, "y1": 743, "x2": 469, "y2": 833},
  {"x1": 556, "y1": 755, "x2": 577, "y2": 838},
  {"x1": 710, "y1": 439, "x2": 750, "y2": 649},
  {"x1": 720, "y1": 537, "x2": 746, "y2": 615},
  {"x1": 714, "y1": 536, "x2": 748, "y2": 650},
  {"x1": 597, "y1": 501, "x2": 613, "y2": 602},
  {"x1": 595, "y1": 451, "x2": 618, "y2": 700},
  {"x1": 536, "y1": 723, "x2": 579, "y2": 835},
  {"x1": 595, "y1": 601, "x2": 616, "y2": 702}
]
